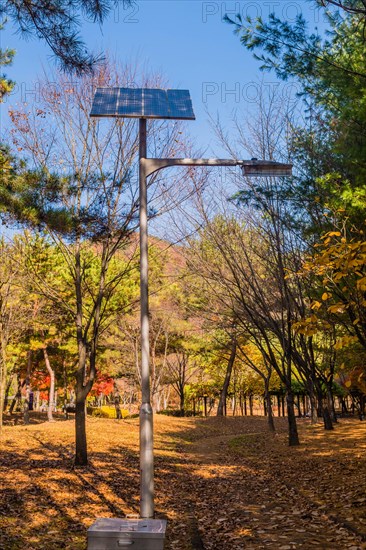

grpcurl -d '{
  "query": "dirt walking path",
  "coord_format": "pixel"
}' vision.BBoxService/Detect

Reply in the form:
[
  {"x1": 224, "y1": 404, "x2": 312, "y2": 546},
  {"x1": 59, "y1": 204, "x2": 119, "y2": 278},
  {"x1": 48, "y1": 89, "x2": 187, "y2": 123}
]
[{"x1": 162, "y1": 417, "x2": 366, "y2": 549}]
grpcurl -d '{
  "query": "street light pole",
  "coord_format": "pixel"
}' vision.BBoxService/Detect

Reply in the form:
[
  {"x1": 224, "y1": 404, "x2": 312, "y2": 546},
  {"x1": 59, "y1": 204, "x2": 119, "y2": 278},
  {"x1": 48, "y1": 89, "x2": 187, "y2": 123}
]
[
  {"x1": 139, "y1": 118, "x2": 154, "y2": 519},
  {"x1": 137, "y1": 152, "x2": 292, "y2": 520},
  {"x1": 89, "y1": 86, "x2": 292, "y2": 541}
]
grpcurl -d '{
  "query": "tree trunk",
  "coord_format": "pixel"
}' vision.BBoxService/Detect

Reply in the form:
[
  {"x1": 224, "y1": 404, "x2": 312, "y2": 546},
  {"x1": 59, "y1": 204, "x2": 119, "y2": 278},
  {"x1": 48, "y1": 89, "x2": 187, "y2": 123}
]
[
  {"x1": 249, "y1": 394, "x2": 254, "y2": 415},
  {"x1": 115, "y1": 399, "x2": 122, "y2": 419},
  {"x1": 361, "y1": 395, "x2": 365, "y2": 419},
  {"x1": 43, "y1": 348, "x2": 55, "y2": 422},
  {"x1": 203, "y1": 396, "x2": 208, "y2": 417},
  {"x1": 296, "y1": 394, "x2": 302, "y2": 418},
  {"x1": 277, "y1": 394, "x2": 281, "y2": 416},
  {"x1": 155, "y1": 392, "x2": 162, "y2": 413},
  {"x1": 24, "y1": 384, "x2": 30, "y2": 424},
  {"x1": 217, "y1": 338, "x2": 237, "y2": 416},
  {"x1": 179, "y1": 390, "x2": 185, "y2": 416},
  {"x1": 9, "y1": 375, "x2": 21, "y2": 414},
  {"x1": 309, "y1": 388, "x2": 318, "y2": 424},
  {"x1": 341, "y1": 397, "x2": 347, "y2": 416},
  {"x1": 286, "y1": 390, "x2": 300, "y2": 446},
  {"x1": 34, "y1": 390, "x2": 40, "y2": 411},
  {"x1": 163, "y1": 386, "x2": 170, "y2": 410},
  {"x1": 3, "y1": 374, "x2": 13, "y2": 412},
  {"x1": 114, "y1": 382, "x2": 122, "y2": 419},
  {"x1": 74, "y1": 336, "x2": 90, "y2": 466},
  {"x1": 0, "y1": 336, "x2": 7, "y2": 429},
  {"x1": 264, "y1": 379, "x2": 275, "y2": 433},
  {"x1": 75, "y1": 397, "x2": 88, "y2": 466},
  {"x1": 0, "y1": 380, "x2": 4, "y2": 429},
  {"x1": 327, "y1": 386, "x2": 337, "y2": 423},
  {"x1": 316, "y1": 390, "x2": 323, "y2": 418},
  {"x1": 0, "y1": 370, "x2": 5, "y2": 430},
  {"x1": 322, "y1": 399, "x2": 334, "y2": 430},
  {"x1": 23, "y1": 351, "x2": 32, "y2": 425},
  {"x1": 317, "y1": 382, "x2": 333, "y2": 430}
]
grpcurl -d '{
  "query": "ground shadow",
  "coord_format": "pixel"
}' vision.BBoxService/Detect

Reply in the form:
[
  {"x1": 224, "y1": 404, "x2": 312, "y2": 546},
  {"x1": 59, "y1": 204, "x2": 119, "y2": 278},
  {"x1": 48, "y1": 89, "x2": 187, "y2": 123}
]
[{"x1": 1, "y1": 415, "x2": 365, "y2": 549}]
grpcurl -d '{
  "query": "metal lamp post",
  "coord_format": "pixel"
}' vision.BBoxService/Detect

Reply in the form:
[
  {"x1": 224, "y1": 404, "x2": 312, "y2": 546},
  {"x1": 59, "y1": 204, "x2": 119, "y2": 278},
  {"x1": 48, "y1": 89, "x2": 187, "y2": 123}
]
[
  {"x1": 88, "y1": 87, "x2": 292, "y2": 540},
  {"x1": 136, "y1": 139, "x2": 291, "y2": 521},
  {"x1": 138, "y1": 118, "x2": 154, "y2": 520}
]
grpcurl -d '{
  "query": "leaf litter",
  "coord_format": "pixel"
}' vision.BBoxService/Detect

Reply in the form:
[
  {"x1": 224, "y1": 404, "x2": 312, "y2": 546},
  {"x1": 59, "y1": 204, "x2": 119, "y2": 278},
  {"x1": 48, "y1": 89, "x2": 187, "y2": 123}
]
[{"x1": 0, "y1": 415, "x2": 365, "y2": 549}]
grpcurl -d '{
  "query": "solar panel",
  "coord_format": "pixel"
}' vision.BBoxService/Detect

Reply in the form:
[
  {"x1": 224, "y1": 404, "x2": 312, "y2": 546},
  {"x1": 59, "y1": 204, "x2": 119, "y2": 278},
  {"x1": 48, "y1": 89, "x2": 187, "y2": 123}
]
[
  {"x1": 90, "y1": 88, "x2": 195, "y2": 120},
  {"x1": 167, "y1": 90, "x2": 195, "y2": 120},
  {"x1": 118, "y1": 88, "x2": 143, "y2": 117},
  {"x1": 143, "y1": 88, "x2": 170, "y2": 118},
  {"x1": 90, "y1": 88, "x2": 120, "y2": 116}
]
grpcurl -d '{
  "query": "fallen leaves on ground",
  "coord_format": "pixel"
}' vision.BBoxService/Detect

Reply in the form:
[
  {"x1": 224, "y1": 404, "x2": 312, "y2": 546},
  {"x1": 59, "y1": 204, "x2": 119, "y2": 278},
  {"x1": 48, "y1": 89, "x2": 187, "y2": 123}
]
[{"x1": 0, "y1": 414, "x2": 365, "y2": 549}]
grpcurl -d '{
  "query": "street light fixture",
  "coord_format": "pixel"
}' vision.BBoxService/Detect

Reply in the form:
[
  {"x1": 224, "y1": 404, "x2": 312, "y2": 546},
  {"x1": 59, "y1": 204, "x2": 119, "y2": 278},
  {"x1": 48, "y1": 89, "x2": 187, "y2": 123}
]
[
  {"x1": 88, "y1": 87, "x2": 292, "y2": 538},
  {"x1": 241, "y1": 159, "x2": 292, "y2": 177}
]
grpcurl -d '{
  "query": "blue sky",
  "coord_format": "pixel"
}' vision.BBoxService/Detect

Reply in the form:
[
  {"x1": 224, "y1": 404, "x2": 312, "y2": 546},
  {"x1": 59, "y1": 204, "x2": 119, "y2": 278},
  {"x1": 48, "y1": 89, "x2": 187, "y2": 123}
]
[{"x1": 1, "y1": 0, "x2": 325, "y2": 155}]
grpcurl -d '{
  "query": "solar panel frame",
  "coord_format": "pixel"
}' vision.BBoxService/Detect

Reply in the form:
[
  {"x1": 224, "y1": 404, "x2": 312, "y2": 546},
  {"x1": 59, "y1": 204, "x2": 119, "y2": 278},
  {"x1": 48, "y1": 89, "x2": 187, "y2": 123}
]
[{"x1": 90, "y1": 88, "x2": 195, "y2": 120}]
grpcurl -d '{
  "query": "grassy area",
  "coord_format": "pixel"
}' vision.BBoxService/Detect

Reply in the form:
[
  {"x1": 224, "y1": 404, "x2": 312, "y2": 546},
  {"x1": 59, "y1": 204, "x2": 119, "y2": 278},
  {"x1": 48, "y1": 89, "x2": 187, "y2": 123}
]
[{"x1": 0, "y1": 415, "x2": 365, "y2": 549}]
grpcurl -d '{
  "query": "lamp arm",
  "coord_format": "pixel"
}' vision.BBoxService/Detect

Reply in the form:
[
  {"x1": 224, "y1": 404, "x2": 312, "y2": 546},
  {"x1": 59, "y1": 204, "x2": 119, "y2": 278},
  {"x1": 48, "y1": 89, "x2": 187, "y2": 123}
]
[{"x1": 142, "y1": 158, "x2": 243, "y2": 177}]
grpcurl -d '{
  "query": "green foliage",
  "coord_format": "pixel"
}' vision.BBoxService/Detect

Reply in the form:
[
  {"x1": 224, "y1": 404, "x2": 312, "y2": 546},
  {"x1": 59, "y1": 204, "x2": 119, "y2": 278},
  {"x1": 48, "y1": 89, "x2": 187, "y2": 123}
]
[
  {"x1": 0, "y1": 147, "x2": 72, "y2": 233},
  {"x1": 2, "y1": 1, "x2": 132, "y2": 74},
  {"x1": 0, "y1": 20, "x2": 15, "y2": 101},
  {"x1": 0, "y1": 146, "x2": 31, "y2": 225},
  {"x1": 226, "y1": 9, "x2": 366, "y2": 187},
  {"x1": 224, "y1": 4, "x2": 366, "y2": 411}
]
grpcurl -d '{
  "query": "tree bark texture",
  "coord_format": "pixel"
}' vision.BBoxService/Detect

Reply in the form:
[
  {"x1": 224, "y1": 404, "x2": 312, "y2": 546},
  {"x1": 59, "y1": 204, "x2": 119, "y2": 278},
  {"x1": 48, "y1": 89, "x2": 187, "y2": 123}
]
[
  {"x1": 327, "y1": 386, "x2": 338, "y2": 423},
  {"x1": 43, "y1": 347, "x2": 55, "y2": 422},
  {"x1": 23, "y1": 351, "x2": 32, "y2": 425},
  {"x1": 217, "y1": 338, "x2": 237, "y2": 416},
  {"x1": 322, "y1": 399, "x2": 334, "y2": 430},
  {"x1": 75, "y1": 399, "x2": 88, "y2": 465},
  {"x1": 265, "y1": 380, "x2": 275, "y2": 432},
  {"x1": 114, "y1": 382, "x2": 122, "y2": 420},
  {"x1": 286, "y1": 390, "x2": 300, "y2": 446}
]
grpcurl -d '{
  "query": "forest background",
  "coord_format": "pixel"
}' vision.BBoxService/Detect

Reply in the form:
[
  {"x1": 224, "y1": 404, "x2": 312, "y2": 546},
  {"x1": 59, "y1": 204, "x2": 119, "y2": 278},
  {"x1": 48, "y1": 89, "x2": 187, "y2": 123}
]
[{"x1": 0, "y1": 0, "x2": 366, "y2": 465}]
